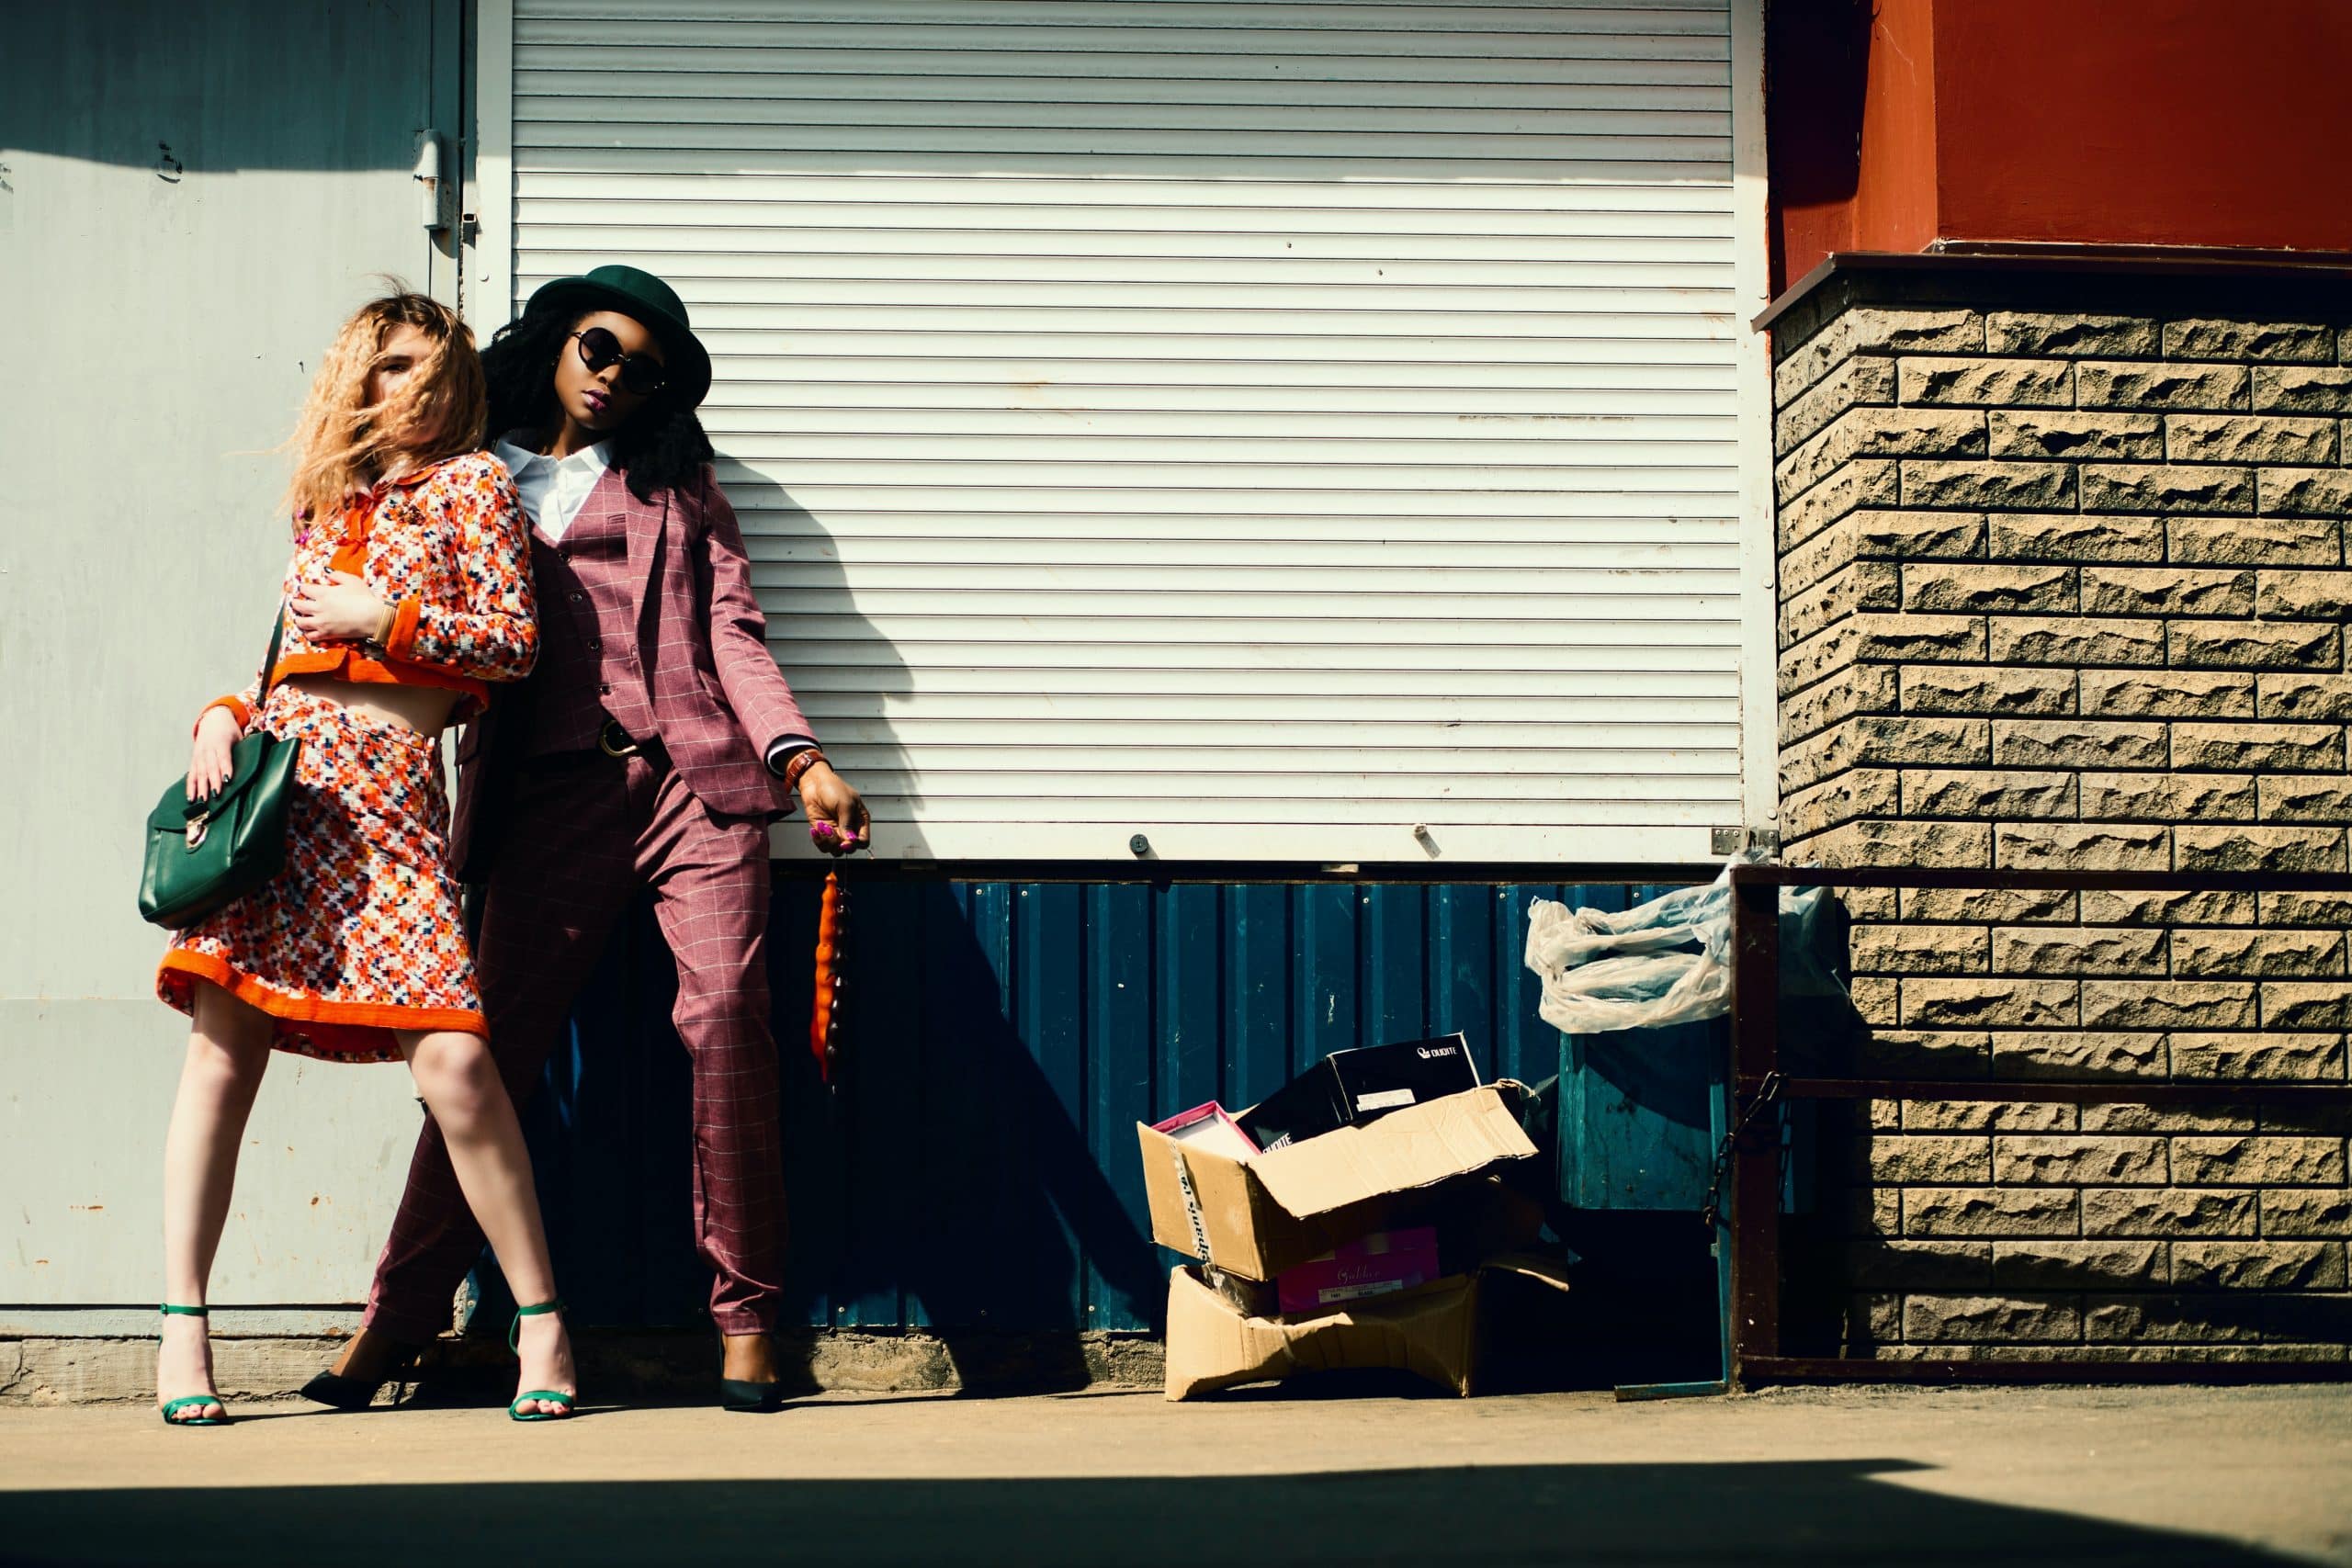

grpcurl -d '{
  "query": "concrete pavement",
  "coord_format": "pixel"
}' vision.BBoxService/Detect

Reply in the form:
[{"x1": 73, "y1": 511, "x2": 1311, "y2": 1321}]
[{"x1": 1, "y1": 1383, "x2": 2347, "y2": 1565}]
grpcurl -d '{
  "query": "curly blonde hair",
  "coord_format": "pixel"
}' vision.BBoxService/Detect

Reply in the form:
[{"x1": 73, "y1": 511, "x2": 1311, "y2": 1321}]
[{"x1": 284, "y1": 288, "x2": 486, "y2": 525}]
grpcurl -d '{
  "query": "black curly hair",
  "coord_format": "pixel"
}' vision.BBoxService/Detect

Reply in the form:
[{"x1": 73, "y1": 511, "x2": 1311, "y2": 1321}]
[{"x1": 480, "y1": 302, "x2": 714, "y2": 503}]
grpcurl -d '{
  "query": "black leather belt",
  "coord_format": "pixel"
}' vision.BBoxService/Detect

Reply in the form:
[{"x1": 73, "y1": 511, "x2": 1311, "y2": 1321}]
[{"x1": 596, "y1": 717, "x2": 643, "y2": 759}]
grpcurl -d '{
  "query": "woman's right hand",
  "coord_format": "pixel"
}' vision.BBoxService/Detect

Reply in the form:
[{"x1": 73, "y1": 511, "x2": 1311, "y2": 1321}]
[{"x1": 187, "y1": 705, "x2": 244, "y2": 801}]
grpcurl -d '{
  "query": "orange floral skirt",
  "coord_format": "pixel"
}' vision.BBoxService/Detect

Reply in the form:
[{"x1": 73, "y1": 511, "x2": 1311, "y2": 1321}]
[{"x1": 157, "y1": 687, "x2": 485, "y2": 1062}]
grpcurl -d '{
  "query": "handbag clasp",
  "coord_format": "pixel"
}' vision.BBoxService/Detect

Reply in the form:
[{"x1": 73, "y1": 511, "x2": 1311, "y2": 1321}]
[{"x1": 186, "y1": 811, "x2": 210, "y2": 851}]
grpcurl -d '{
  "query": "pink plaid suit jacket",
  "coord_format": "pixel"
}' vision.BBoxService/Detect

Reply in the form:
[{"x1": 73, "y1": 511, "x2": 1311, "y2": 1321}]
[{"x1": 450, "y1": 465, "x2": 813, "y2": 878}]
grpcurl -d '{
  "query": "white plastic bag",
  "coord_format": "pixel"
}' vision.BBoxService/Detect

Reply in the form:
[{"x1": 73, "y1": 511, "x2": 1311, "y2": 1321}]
[{"x1": 1522, "y1": 861, "x2": 1753, "y2": 1035}]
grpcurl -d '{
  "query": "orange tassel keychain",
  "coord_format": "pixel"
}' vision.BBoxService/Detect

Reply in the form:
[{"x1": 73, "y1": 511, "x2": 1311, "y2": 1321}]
[{"x1": 809, "y1": 869, "x2": 844, "y2": 1086}]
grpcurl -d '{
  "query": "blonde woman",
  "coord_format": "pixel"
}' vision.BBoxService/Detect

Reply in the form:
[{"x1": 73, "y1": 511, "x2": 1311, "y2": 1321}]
[{"x1": 153, "y1": 289, "x2": 576, "y2": 1424}]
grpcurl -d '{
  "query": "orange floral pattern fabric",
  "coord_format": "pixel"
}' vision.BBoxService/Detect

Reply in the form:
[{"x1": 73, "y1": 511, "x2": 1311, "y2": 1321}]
[{"x1": 161, "y1": 454, "x2": 537, "y2": 1062}]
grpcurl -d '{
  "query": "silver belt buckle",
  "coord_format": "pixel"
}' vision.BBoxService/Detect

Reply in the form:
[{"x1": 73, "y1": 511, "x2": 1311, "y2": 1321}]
[{"x1": 597, "y1": 719, "x2": 641, "y2": 759}]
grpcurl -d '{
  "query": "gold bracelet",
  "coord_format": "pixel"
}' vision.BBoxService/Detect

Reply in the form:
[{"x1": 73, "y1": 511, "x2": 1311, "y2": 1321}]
[{"x1": 374, "y1": 603, "x2": 396, "y2": 646}]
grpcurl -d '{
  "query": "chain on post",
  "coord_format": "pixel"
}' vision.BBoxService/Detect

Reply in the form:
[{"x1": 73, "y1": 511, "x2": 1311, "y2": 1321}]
[{"x1": 1699, "y1": 1069, "x2": 1783, "y2": 1231}]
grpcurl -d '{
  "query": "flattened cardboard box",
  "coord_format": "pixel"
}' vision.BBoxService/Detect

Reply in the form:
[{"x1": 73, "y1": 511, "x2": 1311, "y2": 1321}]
[
  {"x1": 1136, "y1": 1085, "x2": 1538, "y2": 1282},
  {"x1": 1163, "y1": 1256, "x2": 1573, "y2": 1401}
]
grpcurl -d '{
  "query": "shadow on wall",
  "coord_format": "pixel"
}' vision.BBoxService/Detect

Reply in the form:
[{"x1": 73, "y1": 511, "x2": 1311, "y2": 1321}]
[{"x1": 1, "y1": 1462, "x2": 2308, "y2": 1568}]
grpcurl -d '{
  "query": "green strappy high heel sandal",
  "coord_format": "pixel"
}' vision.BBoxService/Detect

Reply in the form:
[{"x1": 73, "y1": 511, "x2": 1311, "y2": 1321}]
[
  {"x1": 507, "y1": 1300, "x2": 577, "y2": 1422},
  {"x1": 157, "y1": 1304, "x2": 230, "y2": 1427}
]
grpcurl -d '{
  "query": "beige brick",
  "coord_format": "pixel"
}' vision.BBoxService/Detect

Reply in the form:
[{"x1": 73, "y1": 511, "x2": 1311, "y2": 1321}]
[
  {"x1": 1993, "y1": 1241, "x2": 2165, "y2": 1288},
  {"x1": 1870, "y1": 1134, "x2": 1993, "y2": 1184},
  {"x1": 1903, "y1": 459, "x2": 2075, "y2": 512},
  {"x1": 2257, "y1": 672, "x2": 2352, "y2": 722},
  {"x1": 1902, "y1": 1293, "x2": 2081, "y2": 1342},
  {"x1": 1996, "y1": 1134, "x2": 2167, "y2": 1185},
  {"x1": 2172, "y1": 1240, "x2": 2346, "y2": 1290},
  {"x1": 1777, "y1": 355, "x2": 1901, "y2": 452},
  {"x1": 1850, "y1": 922, "x2": 1988, "y2": 976},
  {"x1": 1901, "y1": 665, "x2": 2074, "y2": 717},
  {"x1": 2262, "y1": 982, "x2": 2352, "y2": 1030},
  {"x1": 2177, "y1": 824, "x2": 2347, "y2": 874},
  {"x1": 1905, "y1": 886, "x2": 2076, "y2": 924},
  {"x1": 1780, "y1": 614, "x2": 1987, "y2": 696},
  {"x1": 2171, "y1": 1136, "x2": 2347, "y2": 1185},
  {"x1": 1986, "y1": 311, "x2": 2158, "y2": 358},
  {"x1": 2259, "y1": 1294, "x2": 2352, "y2": 1344},
  {"x1": 2173, "y1": 929, "x2": 2346, "y2": 979},
  {"x1": 2165, "y1": 413, "x2": 2338, "y2": 465},
  {"x1": 1902, "y1": 1100, "x2": 2074, "y2": 1133},
  {"x1": 1779, "y1": 458, "x2": 1903, "y2": 551},
  {"x1": 1994, "y1": 720, "x2": 2170, "y2": 771},
  {"x1": 1842, "y1": 1240, "x2": 1996, "y2": 1290},
  {"x1": 2085, "y1": 1293, "x2": 2264, "y2": 1342},
  {"x1": 2262, "y1": 777, "x2": 2352, "y2": 824},
  {"x1": 1782, "y1": 769, "x2": 1901, "y2": 840},
  {"x1": 1791, "y1": 818, "x2": 1991, "y2": 869},
  {"x1": 1990, "y1": 1029, "x2": 2165, "y2": 1076},
  {"x1": 1990, "y1": 511, "x2": 2165, "y2": 561},
  {"x1": 2169, "y1": 619, "x2": 2340, "y2": 670},
  {"x1": 1902, "y1": 562, "x2": 2075, "y2": 615},
  {"x1": 1990, "y1": 927, "x2": 2167, "y2": 976},
  {"x1": 2079, "y1": 889, "x2": 2255, "y2": 926},
  {"x1": 1898, "y1": 356, "x2": 2073, "y2": 408},
  {"x1": 1780, "y1": 559, "x2": 1902, "y2": 649},
  {"x1": 2261, "y1": 891, "x2": 2352, "y2": 927},
  {"x1": 1986, "y1": 410, "x2": 2162, "y2": 461},
  {"x1": 2253, "y1": 365, "x2": 2352, "y2": 413},
  {"x1": 2080, "y1": 670, "x2": 2255, "y2": 720},
  {"x1": 1903, "y1": 768, "x2": 2075, "y2": 819},
  {"x1": 2163, "y1": 318, "x2": 2336, "y2": 362},
  {"x1": 2262, "y1": 1190, "x2": 2352, "y2": 1238},
  {"x1": 2083, "y1": 1187, "x2": 2259, "y2": 1238},
  {"x1": 2080, "y1": 771, "x2": 2255, "y2": 822},
  {"x1": 1991, "y1": 615, "x2": 2164, "y2": 667},
  {"x1": 2256, "y1": 569, "x2": 2352, "y2": 620},
  {"x1": 1781, "y1": 715, "x2": 1990, "y2": 793},
  {"x1": 1996, "y1": 822, "x2": 2171, "y2": 872},
  {"x1": 1776, "y1": 407, "x2": 1989, "y2": 504},
  {"x1": 2080, "y1": 463, "x2": 2256, "y2": 513},
  {"x1": 1781, "y1": 663, "x2": 1901, "y2": 746},
  {"x1": 2080, "y1": 567, "x2": 2254, "y2": 617},
  {"x1": 1783, "y1": 508, "x2": 1990, "y2": 596},
  {"x1": 2171, "y1": 722, "x2": 2344, "y2": 771},
  {"x1": 2262, "y1": 468, "x2": 2352, "y2": 517},
  {"x1": 1905, "y1": 1186, "x2": 2080, "y2": 1237},
  {"x1": 2083, "y1": 1103, "x2": 2256, "y2": 1134},
  {"x1": 1864, "y1": 1029, "x2": 1990, "y2": 1077},
  {"x1": 2171, "y1": 1031, "x2": 2346, "y2": 1078},
  {"x1": 1903, "y1": 977, "x2": 2076, "y2": 1030},
  {"x1": 2081, "y1": 981, "x2": 2258, "y2": 1031},
  {"x1": 2076, "y1": 360, "x2": 2251, "y2": 411},
  {"x1": 2167, "y1": 513, "x2": 2340, "y2": 565},
  {"x1": 1776, "y1": 306, "x2": 1985, "y2": 404}
]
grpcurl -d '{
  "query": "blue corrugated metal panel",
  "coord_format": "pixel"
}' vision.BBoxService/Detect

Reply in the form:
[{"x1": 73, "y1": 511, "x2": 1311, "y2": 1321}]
[{"x1": 519, "y1": 877, "x2": 1673, "y2": 1335}]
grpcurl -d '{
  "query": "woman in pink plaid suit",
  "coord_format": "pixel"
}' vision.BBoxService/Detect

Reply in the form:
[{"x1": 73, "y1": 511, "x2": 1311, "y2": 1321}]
[{"x1": 307, "y1": 266, "x2": 867, "y2": 1414}]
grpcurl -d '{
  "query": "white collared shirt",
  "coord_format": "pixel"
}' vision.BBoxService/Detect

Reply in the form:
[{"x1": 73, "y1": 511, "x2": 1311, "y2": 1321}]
[{"x1": 492, "y1": 434, "x2": 611, "y2": 542}]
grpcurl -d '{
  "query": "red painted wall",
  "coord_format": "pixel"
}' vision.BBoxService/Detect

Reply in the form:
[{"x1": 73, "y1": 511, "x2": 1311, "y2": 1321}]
[{"x1": 1769, "y1": 0, "x2": 2352, "y2": 290}]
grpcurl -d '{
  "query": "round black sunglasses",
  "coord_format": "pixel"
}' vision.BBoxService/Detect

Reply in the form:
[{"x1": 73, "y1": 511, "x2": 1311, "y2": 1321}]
[{"x1": 571, "y1": 325, "x2": 668, "y2": 398}]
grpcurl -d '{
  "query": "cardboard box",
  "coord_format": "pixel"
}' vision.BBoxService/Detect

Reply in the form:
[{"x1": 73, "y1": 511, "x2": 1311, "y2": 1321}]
[
  {"x1": 1277, "y1": 1226, "x2": 1441, "y2": 1315},
  {"x1": 1235, "y1": 1033, "x2": 1479, "y2": 1152},
  {"x1": 1136, "y1": 1084, "x2": 1537, "y2": 1282},
  {"x1": 1163, "y1": 1255, "x2": 1572, "y2": 1401}
]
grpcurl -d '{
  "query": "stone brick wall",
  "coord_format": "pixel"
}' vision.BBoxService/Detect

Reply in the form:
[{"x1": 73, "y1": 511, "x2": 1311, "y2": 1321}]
[{"x1": 1770, "y1": 264, "x2": 2352, "y2": 1361}]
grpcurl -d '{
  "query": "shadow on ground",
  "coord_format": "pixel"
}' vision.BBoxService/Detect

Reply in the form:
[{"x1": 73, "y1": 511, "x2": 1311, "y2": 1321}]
[{"x1": 0, "y1": 1461, "x2": 2300, "y2": 1568}]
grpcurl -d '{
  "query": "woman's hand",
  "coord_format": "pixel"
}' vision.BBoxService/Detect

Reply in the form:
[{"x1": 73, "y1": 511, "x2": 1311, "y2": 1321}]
[
  {"x1": 798, "y1": 763, "x2": 870, "y2": 856},
  {"x1": 187, "y1": 705, "x2": 244, "y2": 802},
  {"x1": 290, "y1": 570, "x2": 392, "y2": 644}
]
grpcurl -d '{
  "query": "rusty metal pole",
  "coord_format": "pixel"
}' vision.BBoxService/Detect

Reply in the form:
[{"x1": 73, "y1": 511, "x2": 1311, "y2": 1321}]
[{"x1": 1726, "y1": 868, "x2": 1781, "y2": 1388}]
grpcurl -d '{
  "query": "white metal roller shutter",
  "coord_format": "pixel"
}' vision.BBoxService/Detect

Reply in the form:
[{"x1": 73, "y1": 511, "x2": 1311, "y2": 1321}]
[{"x1": 503, "y1": 0, "x2": 1752, "y2": 863}]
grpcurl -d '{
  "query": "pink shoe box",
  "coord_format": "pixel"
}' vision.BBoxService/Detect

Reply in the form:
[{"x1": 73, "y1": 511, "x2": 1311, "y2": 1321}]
[
  {"x1": 1276, "y1": 1225, "x2": 1442, "y2": 1315},
  {"x1": 1148, "y1": 1101, "x2": 1260, "y2": 1162}
]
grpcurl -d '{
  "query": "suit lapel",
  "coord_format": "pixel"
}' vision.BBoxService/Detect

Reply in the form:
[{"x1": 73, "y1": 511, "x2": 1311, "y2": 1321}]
[{"x1": 605, "y1": 467, "x2": 667, "y2": 651}]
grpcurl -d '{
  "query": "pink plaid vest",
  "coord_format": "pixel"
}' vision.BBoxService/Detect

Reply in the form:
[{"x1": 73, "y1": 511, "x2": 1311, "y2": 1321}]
[{"x1": 521, "y1": 472, "x2": 658, "y2": 755}]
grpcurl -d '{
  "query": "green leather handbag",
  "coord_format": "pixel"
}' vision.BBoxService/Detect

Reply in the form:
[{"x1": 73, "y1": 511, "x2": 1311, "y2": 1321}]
[{"x1": 139, "y1": 610, "x2": 303, "y2": 928}]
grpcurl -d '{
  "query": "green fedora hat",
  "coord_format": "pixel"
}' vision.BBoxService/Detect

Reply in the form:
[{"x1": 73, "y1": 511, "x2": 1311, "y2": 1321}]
[{"x1": 524, "y1": 264, "x2": 713, "y2": 412}]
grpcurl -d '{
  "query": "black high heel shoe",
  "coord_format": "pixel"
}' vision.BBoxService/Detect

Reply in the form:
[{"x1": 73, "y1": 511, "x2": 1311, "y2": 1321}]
[
  {"x1": 299, "y1": 1334, "x2": 423, "y2": 1411},
  {"x1": 718, "y1": 1332, "x2": 787, "y2": 1413}
]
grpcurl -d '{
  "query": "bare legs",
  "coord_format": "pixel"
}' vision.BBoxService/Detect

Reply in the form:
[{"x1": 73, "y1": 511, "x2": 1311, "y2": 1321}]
[
  {"x1": 158, "y1": 981, "x2": 574, "y2": 1420},
  {"x1": 393, "y1": 1026, "x2": 575, "y2": 1416},
  {"x1": 155, "y1": 983, "x2": 274, "y2": 1421}
]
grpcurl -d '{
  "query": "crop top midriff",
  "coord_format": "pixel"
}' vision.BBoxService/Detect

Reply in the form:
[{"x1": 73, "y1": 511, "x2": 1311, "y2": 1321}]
[{"x1": 202, "y1": 452, "x2": 538, "y2": 732}]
